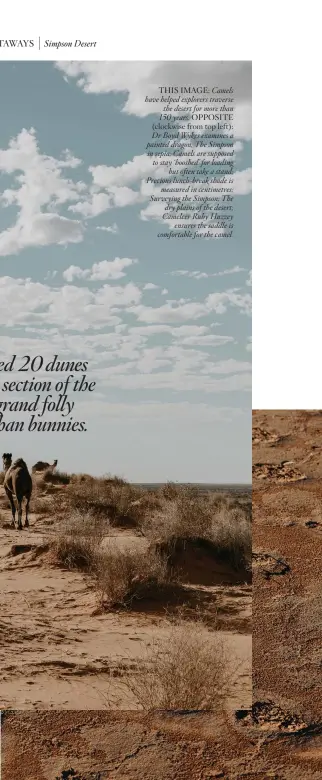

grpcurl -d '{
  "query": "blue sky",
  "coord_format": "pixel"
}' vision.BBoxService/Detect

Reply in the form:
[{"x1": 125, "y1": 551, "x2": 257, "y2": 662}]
[{"x1": 0, "y1": 61, "x2": 251, "y2": 481}]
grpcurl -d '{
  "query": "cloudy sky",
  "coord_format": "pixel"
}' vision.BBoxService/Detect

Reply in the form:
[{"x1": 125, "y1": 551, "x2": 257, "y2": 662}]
[{"x1": 0, "y1": 61, "x2": 251, "y2": 482}]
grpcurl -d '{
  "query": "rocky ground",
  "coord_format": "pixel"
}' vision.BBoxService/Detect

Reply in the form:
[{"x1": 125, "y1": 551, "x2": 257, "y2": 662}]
[
  {"x1": 253, "y1": 410, "x2": 322, "y2": 726},
  {"x1": 2, "y1": 708, "x2": 322, "y2": 779}
]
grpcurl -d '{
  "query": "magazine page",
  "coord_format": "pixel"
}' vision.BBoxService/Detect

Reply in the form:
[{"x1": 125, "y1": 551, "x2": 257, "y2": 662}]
[{"x1": 0, "y1": 37, "x2": 252, "y2": 780}]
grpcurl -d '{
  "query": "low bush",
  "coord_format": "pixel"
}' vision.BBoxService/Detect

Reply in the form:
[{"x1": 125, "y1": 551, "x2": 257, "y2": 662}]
[
  {"x1": 41, "y1": 469, "x2": 71, "y2": 485},
  {"x1": 52, "y1": 512, "x2": 108, "y2": 571},
  {"x1": 126, "y1": 621, "x2": 234, "y2": 711},
  {"x1": 95, "y1": 546, "x2": 170, "y2": 607}
]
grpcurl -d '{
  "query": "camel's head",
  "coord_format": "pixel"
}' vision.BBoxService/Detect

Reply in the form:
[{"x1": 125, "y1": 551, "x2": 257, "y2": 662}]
[
  {"x1": 53, "y1": 459, "x2": 58, "y2": 467},
  {"x1": 2, "y1": 452, "x2": 12, "y2": 471}
]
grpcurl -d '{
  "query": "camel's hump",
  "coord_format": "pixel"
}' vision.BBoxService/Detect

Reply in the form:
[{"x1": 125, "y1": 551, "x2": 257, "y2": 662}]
[{"x1": 12, "y1": 458, "x2": 28, "y2": 468}]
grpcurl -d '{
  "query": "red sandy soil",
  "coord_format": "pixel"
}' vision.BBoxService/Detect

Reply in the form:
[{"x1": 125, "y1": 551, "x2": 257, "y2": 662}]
[
  {"x1": 253, "y1": 410, "x2": 322, "y2": 724},
  {"x1": 2, "y1": 709, "x2": 322, "y2": 780}
]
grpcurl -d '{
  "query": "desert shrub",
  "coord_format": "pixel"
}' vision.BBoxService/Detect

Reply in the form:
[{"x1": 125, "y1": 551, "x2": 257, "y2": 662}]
[
  {"x1": 63, "y1": 479, "x2": 110, "y2": 516},
  {"x1": 143, "y1": 490, "x2": 213, "y2": 543},
  {"x1": 95, "y1": 546, "x2": 170, "y2": 607},
  {"x1": 65, "y1": 478, "x2": 144, "y2": 526},
  {"x1": 142, "y1": 489, "x2": 251, "y2": 573},
  {"x1": 126, "y1": 491, "x2": 162, "y2": 525},
  {"x1": 103, "y1": 473, "x2": 129, "y2": 486},
  {"x1": 31, "y1": 494, "x2": 53, "y2": 514},
  {"x1": 52, "y1": 510, "x2": 171, "y2": 604},
  {"x1": 210, "y1": 507, "x2": 252, "y2": 570},
  {"x1": 51, "y1": 475, "x2": 251, "y2": 577},
  {"x1": 126, "y1": 621, "x2": 234, "y2": 711},
  {"x1": 159, "y1": 482, "x2": 183, "y2": 500},
  {"x1": 69, "y1": 472, "x2": 95, "y2": 484},
  {"x1": 41, "y1": 469, "x2": 70, "y2": 485},
  {"x1": 52, "y1": 511, "x2": 108, "y2": 571},
  {"x1": 54, "y1": 535, "x2": 97, "y2": 571}
]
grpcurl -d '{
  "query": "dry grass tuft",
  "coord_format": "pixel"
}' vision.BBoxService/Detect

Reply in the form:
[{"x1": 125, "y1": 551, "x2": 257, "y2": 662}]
[
  {"x1": 54, "y1": 535, "x2": 97, "y2": 571},
  {"x1": 51, "y1": 513, "x2": 173, "y2": 607},
  {"x1": 142, "y1": 488, "x2": 251, "y2": 573},
  {"x1": 52, "y1": 511, "x2": 108, "y2": 571},
  {"x1": 40, "y1": 469, "x2": 71, "y2": 485},
  {"x1": 64, "y1": 477, "x2": 145, "y2": 527},
  {"x1": 30, "y1": 493, "x2": 53, "y2": 515},
  {"x1": 126, "y1": 621, "x2": 235, "y2": 711},
  {"x1": 211, "y1": 508, "x2": 252, "y2": 571},
  {"x1": 95, "y1": 546, "x2": 171, "y2": 608}
]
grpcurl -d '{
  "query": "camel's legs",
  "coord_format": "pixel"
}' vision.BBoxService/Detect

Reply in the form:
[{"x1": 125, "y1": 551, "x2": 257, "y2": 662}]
[
  {"x1": 25, "y1": 495, "x2": 30, "y2": 528},
  {"x1": 5, "y1": 490, "x2": 16, "y2": 528},
  {"x1": 17, "y1": 500, "x2": 23, "y2": 530}
]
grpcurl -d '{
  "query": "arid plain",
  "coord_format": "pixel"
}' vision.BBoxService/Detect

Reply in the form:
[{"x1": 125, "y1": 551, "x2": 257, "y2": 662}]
[{"x1": 0, "y1": 467, "x2": 251, "y2": 714}]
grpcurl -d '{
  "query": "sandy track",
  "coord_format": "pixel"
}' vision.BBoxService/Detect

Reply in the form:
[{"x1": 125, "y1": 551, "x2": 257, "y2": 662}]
[{"x1": 0, "y1": 490, "x2": 251, "y2": 712}]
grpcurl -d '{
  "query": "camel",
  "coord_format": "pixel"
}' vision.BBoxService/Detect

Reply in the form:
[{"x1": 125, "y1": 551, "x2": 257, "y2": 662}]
[
  {"x1": 32, "y1": 459, "x2": 58, "y2": 474},
  {"x1": 2, "y1": 453, "x2": 33, "y2": 530}
]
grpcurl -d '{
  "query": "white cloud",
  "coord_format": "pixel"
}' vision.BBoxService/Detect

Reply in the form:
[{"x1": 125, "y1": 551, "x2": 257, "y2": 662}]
[
  {"x1": 0, "y1": 110, "x2": 251, "y2": 257},
  {"x1": 90, "y1": 154, "x2": 156, "y2": 188},
  {"x1": 131, "y1": 289, "x2": 251, "y2": 324},
  {"x1": 207, "y1": 290, "x2": 251, "y2": 316},
  {"x1": 170, "y1": 266, "x2": 247, "y2": 280},
  {"x1": 233, "y1": 168, "x2": 252, "y2": 195},
  {"x1": 143, "y1": 283, "x2": 159, "y2": 290},
  {"x1": 233, "y1": 102, "x2": 252, "y2": 142},
  {"x1": 90, "y1": 258, "x2": 137, "y2": 281},
  {"x1": 62, "y1": 265, "x2": 88, "y2": 282},
  {"x1": 128, "y1": 324, "x2": 224, "y2": 340},
  {"x1": 0, "y1": 261, "x2": 250, "y2": 398},
  {"x1": 69, "y1": 192, "x2": 112, "y2": 217},
  {"x1": 55, "y1": 61, "x2": 252, "y2": 140},
  {"x1": 204, "y1": 358, "x2": 251, "y2": 375},
  {"x1": 95, "y1": 281, "x2": 141, "y2": 308},
  {"x1": 0, "y1": 276, "x2": 141, "y2": 331},
  {"x1": 0, "y1": 128, "x2": 85, "y2": 256},
  {"x1": 70, "y1": 184, "x2": 141, "y2": 218},
  {"x1": 63, "y1": 257, "x2": 138, "y2": 282},
  {"x1": 2, "y1": 274, "x2": 247, "y2": 336},
  {"x1": 0, "y1": 213, "x2": 83, "y2": 256},
  {"x1": 176, "y1": 334, "x2": 233, "y2": 346},
  {"x1": 96, "y1": 223, "x2": 119, "y2": 234}
]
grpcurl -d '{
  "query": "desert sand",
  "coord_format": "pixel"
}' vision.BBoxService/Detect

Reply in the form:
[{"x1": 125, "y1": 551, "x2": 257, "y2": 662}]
[{"x1": 0, "y1": 480, "x2": 251, "y2": 713}]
